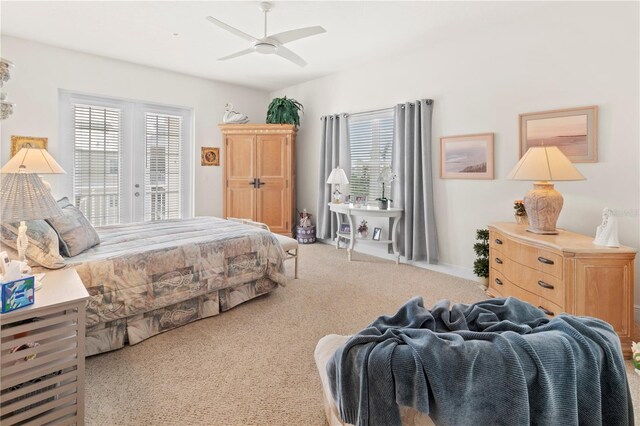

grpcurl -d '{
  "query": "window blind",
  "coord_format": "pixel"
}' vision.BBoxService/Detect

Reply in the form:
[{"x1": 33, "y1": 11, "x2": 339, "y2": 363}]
[
  {"x1": 144, "y1": 112, "x2": 182, "y2": 221},
  {"x1": 73, "y1": 103, "x2": 122, "y2": 226},
  {"x1": 348, "y1": 109, "x2": 395, "y2": 202}
]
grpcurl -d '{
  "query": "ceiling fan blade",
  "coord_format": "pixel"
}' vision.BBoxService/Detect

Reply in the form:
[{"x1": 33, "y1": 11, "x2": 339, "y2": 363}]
[
  {"x1": 274, "y1": 45, "x2": 307, "y2": 67},
  {"x1": 206, "y1": 16, "x2": 258, "y2": 42},
  {"x1": 218, "y1": 48, "x2": 255, "y2": 61},
  {"x1": 271, "y1": 26, "x2": 326, "y2": 45}
]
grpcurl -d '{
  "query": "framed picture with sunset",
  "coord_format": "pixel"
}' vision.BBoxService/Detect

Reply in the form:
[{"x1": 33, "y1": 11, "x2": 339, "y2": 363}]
[
  {"x1": 519, "y1": 106, "x2": 598, "y2": 163},
  {"x1": 440, "y1": 133, "x2": 494, "y2": 179}
]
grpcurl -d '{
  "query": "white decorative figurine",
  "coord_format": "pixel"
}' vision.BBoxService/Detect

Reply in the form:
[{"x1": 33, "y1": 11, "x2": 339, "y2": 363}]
[
  {"x1": 222, "y1": 103, "x2": 249, "y2": 124},
  {"x1": 593, "y1": 207, "x2": 620, "y2": 247}
]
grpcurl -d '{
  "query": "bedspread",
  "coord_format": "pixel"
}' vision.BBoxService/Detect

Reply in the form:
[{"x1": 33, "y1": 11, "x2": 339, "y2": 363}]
[{"x1": 68, "y1": 217, "x2": 286, "y2": 330}]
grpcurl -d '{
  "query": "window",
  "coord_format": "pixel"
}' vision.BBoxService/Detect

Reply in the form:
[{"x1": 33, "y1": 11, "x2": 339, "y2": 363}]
[
  {"x1": 72, "y1": 103, "x2": 122, "y2": 227},
  {"x1": 348, "y1": 109, "x2": 394, "y2": 202},
  {"x1": 144, "y1": 113, "x2": 182, "y2": 221},
  {"x1": 61, "y1": 92, "x2": 193, "y2": 226}
]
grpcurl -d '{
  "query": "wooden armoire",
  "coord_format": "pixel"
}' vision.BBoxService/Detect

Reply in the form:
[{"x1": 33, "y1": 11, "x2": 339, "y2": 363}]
[{"x1": 219, "y1": 124, "x2": 296, "y2": 237}]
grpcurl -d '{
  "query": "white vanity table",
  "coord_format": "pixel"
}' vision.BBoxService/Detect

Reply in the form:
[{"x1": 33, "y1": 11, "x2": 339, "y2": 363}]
[{"x1": 328, "y1": 203, "x2": 404, "y2": 263}]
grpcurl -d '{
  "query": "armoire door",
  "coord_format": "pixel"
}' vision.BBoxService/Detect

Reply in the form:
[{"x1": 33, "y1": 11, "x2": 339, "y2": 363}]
[
  {"x1": 256, "y1": 134, "x2": 289, "y2": 234},
  {"x1": 225, "y1": 134, "x2": 256, "y2": 220}
]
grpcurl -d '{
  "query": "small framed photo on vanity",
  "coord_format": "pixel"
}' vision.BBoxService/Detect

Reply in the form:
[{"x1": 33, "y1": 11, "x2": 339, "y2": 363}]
[
  {"x1": 372, "y1": 227, "x2": 382, "y2": 241},
  {"x1": 339, "y1": 224, "x2": 351, "y2": 234}
]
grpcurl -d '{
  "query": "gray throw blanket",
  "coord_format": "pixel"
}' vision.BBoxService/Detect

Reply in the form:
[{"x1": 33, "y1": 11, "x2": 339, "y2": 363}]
[{"x1": 327, "y1": 297, "x2": 633, "y2": 426}]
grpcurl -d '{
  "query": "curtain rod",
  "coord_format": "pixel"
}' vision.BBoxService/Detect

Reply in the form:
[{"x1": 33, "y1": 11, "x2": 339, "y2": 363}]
[{"x1": 347, "y1": 106, "x2": 394, "y2": 117}]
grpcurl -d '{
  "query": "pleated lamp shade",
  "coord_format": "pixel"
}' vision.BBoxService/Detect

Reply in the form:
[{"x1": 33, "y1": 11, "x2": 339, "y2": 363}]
[
  {"x1": 326, "y1": 167, "x2": 349, "y2": 185},
  {"x1": 0, "y1": 173, "x2": 63, "y2": 222}
]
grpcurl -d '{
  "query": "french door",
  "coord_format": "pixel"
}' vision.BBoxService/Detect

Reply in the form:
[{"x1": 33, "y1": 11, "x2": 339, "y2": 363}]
[{"x1": 60, "y1": 92, "x2": 193, "y2": 226}]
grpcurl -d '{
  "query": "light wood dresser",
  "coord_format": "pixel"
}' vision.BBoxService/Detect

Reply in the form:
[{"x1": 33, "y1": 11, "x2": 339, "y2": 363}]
[
  {"x1": 1, "y1": 268, "x2": 89, "y2": 425},
  {"x1": 487, "y1": 222, "x2": 637, "y2": 358}
]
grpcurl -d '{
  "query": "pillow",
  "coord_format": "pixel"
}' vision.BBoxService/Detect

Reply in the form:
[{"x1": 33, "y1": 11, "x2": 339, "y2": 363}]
[
  {"x1": 0, "y1": 220, "x2": 66, "y2": 269},
  {"x1": 46, "y1": 197, "x2": 100, "y2": 257}
]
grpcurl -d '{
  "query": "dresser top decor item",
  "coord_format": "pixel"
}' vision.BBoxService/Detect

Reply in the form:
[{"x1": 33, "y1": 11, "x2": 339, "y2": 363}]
[
  {"x1": 376, "y1": 166, "x2": 396, "y2": 210},
  {"x1": 508, "y1": 146, "x2": 584, "y2": 234},
  {"x1": 593, "y1": 207, "x2": 619, "y2": 247}
]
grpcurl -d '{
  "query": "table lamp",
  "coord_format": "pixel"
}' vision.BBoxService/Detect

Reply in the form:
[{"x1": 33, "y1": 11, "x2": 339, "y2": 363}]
[
  {"x1": 507, "y1": 146, "x2": 585, "y2": 234},
  {"x1": 326, "y1": 166, "x2": 349, "y2": 204},
  {"x1": 0, "y1": 173, "x2": 63, "y2": 263},
  {"x1": 1, "y1": 147, "x2": 66, "y2": 190}
]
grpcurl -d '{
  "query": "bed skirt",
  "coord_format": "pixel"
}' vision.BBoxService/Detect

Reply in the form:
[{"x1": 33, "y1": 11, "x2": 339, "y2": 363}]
[{"x1": 86, "y1": 278, "x2": 278, "y2": 356}]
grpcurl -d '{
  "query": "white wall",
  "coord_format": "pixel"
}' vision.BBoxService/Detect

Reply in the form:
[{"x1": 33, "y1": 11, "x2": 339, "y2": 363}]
[
  {"x1": 0, "y1": 36, "x2": 269, "y2": 217},
  {"x1": 271, "y1": 3, "x2": 640, "y2": 307}
]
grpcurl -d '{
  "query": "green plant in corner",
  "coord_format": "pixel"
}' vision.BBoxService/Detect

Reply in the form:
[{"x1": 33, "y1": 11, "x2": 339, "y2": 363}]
[
  {"x1": 473, "y1": 229, "x2": 489, "y2": 279},
  {"x1": 266, "y1": 97, "x2": 304, "y2": 127}
]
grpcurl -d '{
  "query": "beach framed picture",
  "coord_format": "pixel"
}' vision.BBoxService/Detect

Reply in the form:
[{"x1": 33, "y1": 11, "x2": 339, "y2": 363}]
[
  {"x1": 440, "y1": 133, "x2": 494, "y2": 179},
  {"x1": 519, "y1": 106, "x2": 597, "y2": 163}
]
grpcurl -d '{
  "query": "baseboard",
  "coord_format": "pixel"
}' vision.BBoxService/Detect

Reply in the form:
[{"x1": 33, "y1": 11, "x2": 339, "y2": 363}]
[
  {"x1": 635, "y1": 304, "x2": 640, "y2": 324},
  {"x1": 316, "y1": 239, "x2": 477, "y2": 282}
]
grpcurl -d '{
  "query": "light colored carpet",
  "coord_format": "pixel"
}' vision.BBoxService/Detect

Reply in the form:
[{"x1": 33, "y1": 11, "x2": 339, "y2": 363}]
[{"x1": 85, "y1": 242, "x2": 640, "y2": 425}]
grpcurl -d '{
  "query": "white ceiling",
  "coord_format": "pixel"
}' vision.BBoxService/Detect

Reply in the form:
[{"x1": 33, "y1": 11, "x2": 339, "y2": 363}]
[{"x1": 1, "y1": 1, "x2": 544, "y2": 92}]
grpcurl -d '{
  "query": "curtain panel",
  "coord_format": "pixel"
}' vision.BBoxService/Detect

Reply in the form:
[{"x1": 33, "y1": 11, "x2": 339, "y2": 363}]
[
  {"x1": 392, "y1": 99, "x2": 439, "y2": 263},
  {"x1": 316, "y1": 114, "x2": 348, "y2": 240}
]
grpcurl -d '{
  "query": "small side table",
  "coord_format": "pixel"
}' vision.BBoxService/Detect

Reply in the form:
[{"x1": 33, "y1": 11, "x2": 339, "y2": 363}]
[
  {"x1": 0, "y1": 268, "x2": 89, "y2": 426},
  {"x1": 328, "y1": 203, "x2": 404, "y2": 263}
]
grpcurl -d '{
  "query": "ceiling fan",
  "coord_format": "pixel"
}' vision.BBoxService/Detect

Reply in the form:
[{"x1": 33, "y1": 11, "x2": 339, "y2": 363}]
[{"x1": 206, "y1": 2, "x2": 326, "y2": 67}]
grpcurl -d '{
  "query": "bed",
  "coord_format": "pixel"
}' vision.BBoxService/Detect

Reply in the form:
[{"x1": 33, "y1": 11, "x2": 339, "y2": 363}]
[{"x1": 65, "y1": 217, "x2": 286, "y2": 356}]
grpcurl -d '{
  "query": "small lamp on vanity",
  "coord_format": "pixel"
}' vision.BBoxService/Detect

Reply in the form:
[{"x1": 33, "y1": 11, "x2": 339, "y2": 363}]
[
  {"x1": 327, "y1": 166, "x2": 349, "y2": 204},
  {"x1": 507, "y1": 146, "x2": 585, "y2": 234}
]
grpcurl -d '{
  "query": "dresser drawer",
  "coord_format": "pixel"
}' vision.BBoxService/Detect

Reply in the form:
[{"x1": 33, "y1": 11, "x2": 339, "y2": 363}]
[
  {"x1": 491, "y1": 247, "x2": 508, "y2": 275},
  {"x1": 488, "y1": 267, "x2": 506, "y2": 298},
  {"x1": 509, "y1": 240, "x2": 563, "y2": 279},
  {"x1": 492, "y1": 269, "x2": 562, "y2": 318},
  {"x1": 503, "y1": 262, "x2": 564, "y2": 308},
  {"x1": 489, "y1": 230, "x2": 508, "y2": 251}
]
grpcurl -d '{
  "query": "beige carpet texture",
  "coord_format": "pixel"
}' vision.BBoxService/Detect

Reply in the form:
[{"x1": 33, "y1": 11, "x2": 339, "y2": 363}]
[{"x1": 85, "y1": 243, "x2": 640, "y2": 425}]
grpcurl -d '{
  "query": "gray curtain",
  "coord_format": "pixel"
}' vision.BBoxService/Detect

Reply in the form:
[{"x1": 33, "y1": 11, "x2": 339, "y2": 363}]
[
  {"x1": 392, "y1": 99, "x2": 439, "y2": 263},
  {"x1": 317, "y1": 114, "x2": 348, "y2": 240}
]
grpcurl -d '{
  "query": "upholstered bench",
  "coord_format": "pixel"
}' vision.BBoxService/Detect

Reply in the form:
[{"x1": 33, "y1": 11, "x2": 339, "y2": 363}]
[{"x1": 227, "y1": 217, "x2": 298, "y2": 279}]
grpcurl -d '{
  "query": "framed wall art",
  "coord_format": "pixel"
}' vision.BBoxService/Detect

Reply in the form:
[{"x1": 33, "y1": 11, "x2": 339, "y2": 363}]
[
  {"x1": 440, "y1": 133, "x2": 494, "y2": 179},
  {"x1": 10, "y1": 136, "x2": 48, "y2": 157},
  {"x1": 519, "y1": 106, "x2": 597, "y2": 163},
  {"x1": 201, "y1": 147, "x2": 220, "y2": 166}
]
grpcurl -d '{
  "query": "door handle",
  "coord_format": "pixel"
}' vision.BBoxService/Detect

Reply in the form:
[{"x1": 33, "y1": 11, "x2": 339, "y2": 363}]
[
  {"x1": 494, "y1": 238, "x2": 503, "y2": 245},
  {"x1": 249, "y1": 178, "x2": 258, "y2": 188},
  {"x1": 494, "y1": 278, "x2": 503, "y2": 285},
  {"x1": 538, "y1": 256, "x2": 554, "y2": 265},
  {"x1": 495, "y1": 258, "x2": 503, "y2": 264}
]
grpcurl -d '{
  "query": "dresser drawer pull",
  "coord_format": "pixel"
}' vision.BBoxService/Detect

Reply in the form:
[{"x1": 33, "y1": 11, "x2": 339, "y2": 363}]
[
  {"x1": 538, "y1": 306, "x2": 555, "y2": 316},
  {"x1": 494, "y1": 278, "x2": 503, "y2": 286},
  {"x1": 495, "y1": 238, "x2": 503, "y2": 245},
  {"x1": 537, "y1": 280, "x2": 555, "y2": 290},
  {"x1": 495, "y1": 258, "x2": 503, "y2": 264},
  {"x1": 537, "y1": 256, "x2": 555, "y2": 265}
]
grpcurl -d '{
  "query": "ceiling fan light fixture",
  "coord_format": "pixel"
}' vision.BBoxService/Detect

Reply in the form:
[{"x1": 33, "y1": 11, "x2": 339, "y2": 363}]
[{"x1": 254, "y1": 42, "x2": 277, "y2": 54}]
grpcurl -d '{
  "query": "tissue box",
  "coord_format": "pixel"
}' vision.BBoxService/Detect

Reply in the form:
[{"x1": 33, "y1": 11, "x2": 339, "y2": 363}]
[{"x1": 1, "y1": 276, "x2": 35, "y2": 313}]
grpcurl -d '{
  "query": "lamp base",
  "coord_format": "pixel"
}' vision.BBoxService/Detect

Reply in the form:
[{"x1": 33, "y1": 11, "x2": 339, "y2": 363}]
[{"x1": 523, "y1": 182, "x2": 563, "y2": 235}]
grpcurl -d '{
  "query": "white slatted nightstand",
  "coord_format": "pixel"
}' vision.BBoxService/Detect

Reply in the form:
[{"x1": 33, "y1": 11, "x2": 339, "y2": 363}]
[{"x1": 1, "y1": 268, "x2": 89, "y2": 425}]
